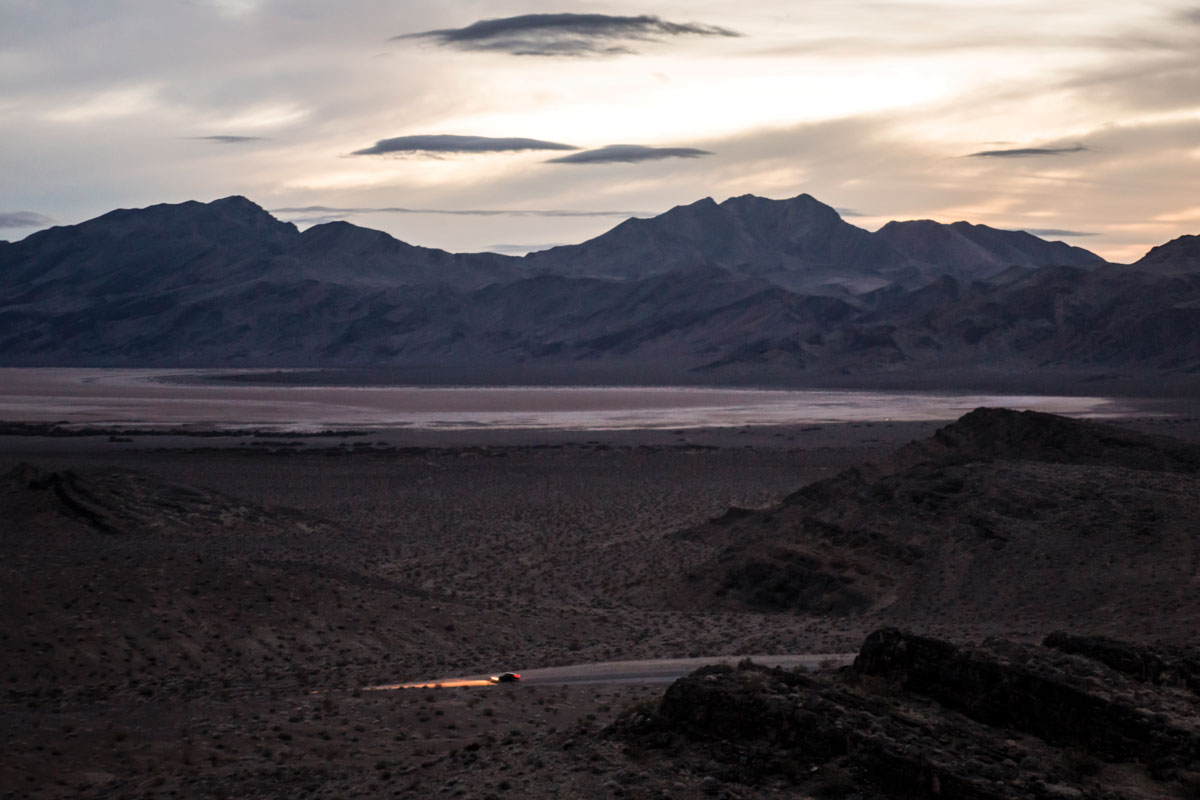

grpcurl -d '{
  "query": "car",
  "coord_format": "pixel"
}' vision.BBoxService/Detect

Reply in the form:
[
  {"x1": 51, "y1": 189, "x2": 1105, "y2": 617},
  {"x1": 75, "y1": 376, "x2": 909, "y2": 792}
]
[{"x1": 489, "y1": 672, "x2": 521, "y2": 683}]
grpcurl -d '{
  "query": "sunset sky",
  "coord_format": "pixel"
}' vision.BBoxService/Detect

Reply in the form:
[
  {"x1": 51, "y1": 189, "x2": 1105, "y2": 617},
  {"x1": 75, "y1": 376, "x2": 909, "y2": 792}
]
[{"x1": 2, "y1": 0, "x2": 1199, "y2": 261}]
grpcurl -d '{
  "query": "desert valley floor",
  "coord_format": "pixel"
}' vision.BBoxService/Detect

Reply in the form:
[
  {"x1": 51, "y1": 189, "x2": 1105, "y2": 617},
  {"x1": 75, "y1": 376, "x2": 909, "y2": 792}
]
[{"x1": 3, "y1": 408, "x2": 1200, "y2": 799}]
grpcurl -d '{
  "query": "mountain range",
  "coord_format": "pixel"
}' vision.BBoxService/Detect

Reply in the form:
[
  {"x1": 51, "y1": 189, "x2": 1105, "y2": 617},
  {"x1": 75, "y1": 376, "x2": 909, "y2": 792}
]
[{"x1": 2, "y1": 193, "x2": 1198, "y2": 387}]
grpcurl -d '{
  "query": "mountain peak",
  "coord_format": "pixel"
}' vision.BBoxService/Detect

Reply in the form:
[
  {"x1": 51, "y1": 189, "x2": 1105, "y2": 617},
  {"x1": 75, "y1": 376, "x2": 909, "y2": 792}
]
[
  {"x1": 299, "y1": 220, "x2": 407, "y2": 253},
  {"x1": 878, "y1": 218, "x2": 942, "y2": 232},
  {"x1": 669, "y1": 196, "x2": 720, "y2": 214},
  {"x1": 719, "y1": 192, "x2": 837, "y2": 215},
  {"x1": 208, "y1": 194, "x2": 267, "y2": 212},
  {"x1": 28, "y1": 195, "x2": 300, "y2": 262},
  {"x1": 716, "y1": 193, "x2": 848, "y2": 241},
  {"x1": 1135, "y1": 234, "x2": 1200, "y2": 271}
]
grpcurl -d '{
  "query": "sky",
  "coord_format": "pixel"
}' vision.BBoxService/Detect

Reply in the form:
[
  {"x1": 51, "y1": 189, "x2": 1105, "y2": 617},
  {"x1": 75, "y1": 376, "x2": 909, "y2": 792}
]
[{"x1": 2, "y1": 1, "x2": 1199, "y2": 262}]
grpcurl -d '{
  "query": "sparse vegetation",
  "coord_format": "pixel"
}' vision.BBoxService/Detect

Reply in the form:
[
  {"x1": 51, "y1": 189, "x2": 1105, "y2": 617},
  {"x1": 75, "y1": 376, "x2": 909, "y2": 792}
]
[{"x1": 2, "y1": 412, "x2": 1199, "y2": 797}]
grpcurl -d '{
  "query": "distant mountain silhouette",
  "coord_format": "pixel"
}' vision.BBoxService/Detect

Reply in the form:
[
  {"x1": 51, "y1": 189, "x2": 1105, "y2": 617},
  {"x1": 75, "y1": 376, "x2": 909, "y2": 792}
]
[
  {"x1": 1, "y1": 193, "x2": 1197, "y2": 382},
  {"x1": 523, "y1": 194, "x2": 911, "y2": 292},
  {"x1": 523, "y1": 193, "x2": 1100, "y2": 293},
  {"x1": 875, "y1": 219, "x2": 1099, "y2": 283}
]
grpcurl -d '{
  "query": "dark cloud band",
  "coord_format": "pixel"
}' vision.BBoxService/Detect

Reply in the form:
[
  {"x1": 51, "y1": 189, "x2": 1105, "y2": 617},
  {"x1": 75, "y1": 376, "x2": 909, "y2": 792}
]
[
  {"x1": 546, "y1": 144, "x2": 713, "y2": 164},
  {"x1": 396, "y1": 13, "x2": 741, "y2": 57},
  {"x1": 968, "y1": 145, "x2": 1087, "y2": 158},
  {"x1": 0, "y1": 211, "x2": 54, "y2": 230},
  {"x1": 352, "y1": 134, "x2": 578, "y2": 156}
]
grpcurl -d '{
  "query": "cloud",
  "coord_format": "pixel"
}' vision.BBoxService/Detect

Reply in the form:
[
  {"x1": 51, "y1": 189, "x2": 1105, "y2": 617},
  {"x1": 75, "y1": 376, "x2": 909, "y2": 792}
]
[
  {"x1": 1023, "y1": 228, "x2": 1098, "y2": 237},
  {"x1": 351, "y1": 134, "x2": 578, "y2": 156},
  {"x1": 0, "y1": 211, "x2": 54, "y2": 230},
  {"x1": 42, "y1": 85, "x2": 162, "y2": 123},
  {"x1": 967, "y1": 145, "x2": 1088, "y2": 158},
  {"x1": 271, "y1": 205, "x2": 650, "y2": 219},
  {"x1": 1057, "y1": 53, "x2": 1200, "y2": 117},
  {"x1": 546, "y1": 144, "x2": 713, "y2": 164},
  {"x1": 395, "y1": 13, "x2": 740, "y2": 57},
  {"x1": 185, "y1": 135, "x2": 268, "y2": 144}
]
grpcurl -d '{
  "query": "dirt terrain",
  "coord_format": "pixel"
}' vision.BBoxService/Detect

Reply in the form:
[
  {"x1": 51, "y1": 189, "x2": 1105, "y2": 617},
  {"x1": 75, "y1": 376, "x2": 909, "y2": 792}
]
[
  {"x1": 662, "y1": 409, "x2": 1200, "y2": 639},
  {"x1": 2, "y1": 412, "x2": 1199, "y2": 798}
]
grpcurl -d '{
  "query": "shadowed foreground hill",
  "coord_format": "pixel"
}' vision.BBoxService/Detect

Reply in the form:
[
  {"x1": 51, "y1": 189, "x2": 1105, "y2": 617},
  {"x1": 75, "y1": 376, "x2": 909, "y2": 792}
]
[
  {"x1": 614, "y1": 628, "x2": 1200, "y2": 799},
  {"x1": 659, "y1": 408, "x2": 1200, "y2": 631}
]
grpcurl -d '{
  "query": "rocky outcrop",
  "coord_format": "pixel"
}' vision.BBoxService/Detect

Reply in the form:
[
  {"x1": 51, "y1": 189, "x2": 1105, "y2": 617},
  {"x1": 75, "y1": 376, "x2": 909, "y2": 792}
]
[
  {"x1": 1044, "y1": 632, "x2": 1200, "y2": 696},
  {"x1": 614, "y1": 630, "x2": 1200, "y2": 799},
  {"x1": 896, "y1": 407, "x2": 1200, "y2": 473},
  {"x1": 857, "y1": 629, "x2": 1200, "y2": 771}
]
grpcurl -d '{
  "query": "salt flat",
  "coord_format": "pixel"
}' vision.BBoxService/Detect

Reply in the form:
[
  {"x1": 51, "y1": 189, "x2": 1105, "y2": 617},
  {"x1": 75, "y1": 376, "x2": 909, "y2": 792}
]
[{"x1": 0, "y1": 367, "x2": 1125, "y2": 431}]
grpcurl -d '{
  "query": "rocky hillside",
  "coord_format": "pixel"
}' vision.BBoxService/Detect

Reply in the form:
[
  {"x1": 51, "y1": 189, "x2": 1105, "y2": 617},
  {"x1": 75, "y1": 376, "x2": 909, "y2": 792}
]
[
  {"x1": 614, "y1": 628, "x2": 1200, "y2": 799},
  {"x1": 0, "y1": 463, "x2": 578, "y2": 704},
  {"x1": 660, "y1": 409, "x2": 1200, "y2": 630}
]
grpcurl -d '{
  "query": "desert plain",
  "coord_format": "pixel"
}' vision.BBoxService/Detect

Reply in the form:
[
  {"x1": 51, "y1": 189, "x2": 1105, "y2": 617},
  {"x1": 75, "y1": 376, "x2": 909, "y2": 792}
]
[{"x1": 3, "y1": 387, "x2": 1200, "y2": 799}]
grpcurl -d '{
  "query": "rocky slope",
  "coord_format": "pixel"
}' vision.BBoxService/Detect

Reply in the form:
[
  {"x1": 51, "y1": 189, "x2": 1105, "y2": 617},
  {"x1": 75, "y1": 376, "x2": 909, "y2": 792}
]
[
  {"x1": 614, "y1": 628, "x2": 1200, "y2": 799},
  {"x1": 0, "y1": 462, "x2": 584, "y2": 704},
  {"x1": 659, "y1": 408, "x2": 1200, "y2": 631}
]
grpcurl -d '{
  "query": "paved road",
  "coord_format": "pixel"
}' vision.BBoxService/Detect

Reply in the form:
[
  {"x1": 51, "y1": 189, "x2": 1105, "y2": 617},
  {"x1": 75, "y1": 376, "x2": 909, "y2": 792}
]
[{"x1": 369, "y1": 653, "x2": 857, "y2": 691}]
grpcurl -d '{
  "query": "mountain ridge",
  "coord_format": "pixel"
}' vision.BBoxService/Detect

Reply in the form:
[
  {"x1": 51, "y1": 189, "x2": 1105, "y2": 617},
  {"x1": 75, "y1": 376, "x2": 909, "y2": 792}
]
[
  {"x1": 521, "y1": 192, "x2": 1102, "y2": 292},
  {"x1": 2, "y1": 192, "x2": 1198, "y2": 380}
]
